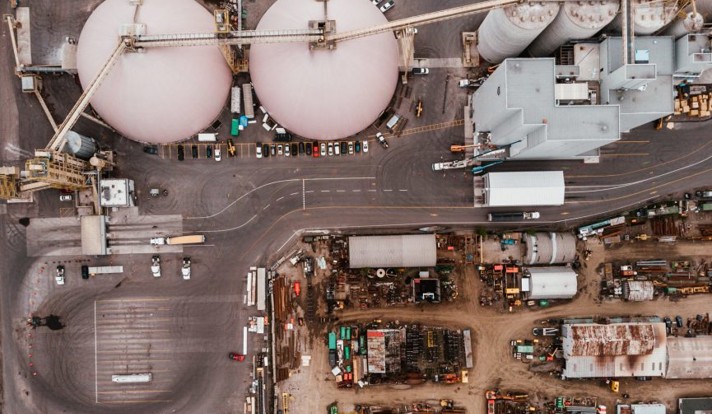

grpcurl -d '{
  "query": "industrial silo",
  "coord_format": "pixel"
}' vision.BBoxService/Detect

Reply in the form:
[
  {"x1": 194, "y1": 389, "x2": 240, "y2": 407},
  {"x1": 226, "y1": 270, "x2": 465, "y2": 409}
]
[
  {"x1": 527, "y1": 1, "x2": 619, "y2": 57},
  {"x1": 522, "y1": 232, "x2": 577, "y2": 265},
  {"x1": 606, "y1": 0, "x2": 678, "y2": 34},
  {"x1": 664, "y1": 11, "x2": 704, "y2": 39},
  {"x1": 65, "y1": 131, "x2": 98, "y2": 160},
  {"x1": 477, "y1": 2, "x2": 561, "y2": 64}
]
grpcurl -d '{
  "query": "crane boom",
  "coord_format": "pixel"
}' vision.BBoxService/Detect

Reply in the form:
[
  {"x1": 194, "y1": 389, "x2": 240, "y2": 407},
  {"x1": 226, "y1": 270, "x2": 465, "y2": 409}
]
[{"x1": 46, "y1": 40, "x2": 127, "y2": 152}]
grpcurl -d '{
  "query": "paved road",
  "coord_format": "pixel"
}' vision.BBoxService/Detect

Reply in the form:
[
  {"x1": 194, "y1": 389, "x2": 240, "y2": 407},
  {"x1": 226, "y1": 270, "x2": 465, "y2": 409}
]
[{"x1": 2, "y1": 0, "x2": 712, "y2": 413}]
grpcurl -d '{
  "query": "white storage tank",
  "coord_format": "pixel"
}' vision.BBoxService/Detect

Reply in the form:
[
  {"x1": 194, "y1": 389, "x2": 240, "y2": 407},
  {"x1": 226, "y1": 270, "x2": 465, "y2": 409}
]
[
  {"x1": 607, "y1": 0, "x2": 678, "y2": 34},
  {"x1": 527, "y1": 0, "x2": 619, "y2": 57},
  {"x1": 477, "y1": 2, "x2": 561, "y2": 64},
  {"x1": 664, "y1": 11, "x2": 704, "y2": 39},
  {"x1": 65, "y1": 131, "x2": 98, "y2": 160}
]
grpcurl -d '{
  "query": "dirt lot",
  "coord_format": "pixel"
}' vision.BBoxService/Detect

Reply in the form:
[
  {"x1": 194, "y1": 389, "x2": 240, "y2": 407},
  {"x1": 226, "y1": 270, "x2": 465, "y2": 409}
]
[{"x1": 275, "y1": 237, "x2": 712, "y2": 414}]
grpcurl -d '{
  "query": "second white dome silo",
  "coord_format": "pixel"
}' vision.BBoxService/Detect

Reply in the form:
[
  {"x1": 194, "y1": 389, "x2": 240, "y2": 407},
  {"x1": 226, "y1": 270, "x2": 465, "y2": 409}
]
[
  {"x1": 477, "y1": 2, "x2": 560, "y2": 64},
  {"x1": 527, "y1": 0, "x2": 619, "y2": 57},
  {"x1": 606, "y1": 0, "x2": 678, "y2": 34}
]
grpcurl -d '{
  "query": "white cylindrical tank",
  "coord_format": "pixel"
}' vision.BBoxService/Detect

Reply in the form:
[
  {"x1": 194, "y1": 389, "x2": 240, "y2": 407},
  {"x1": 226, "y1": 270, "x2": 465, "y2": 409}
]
[
  {"x1": 607, "y1": 0, "x2": 678, "y2": 34},
  {"x1": 477, "y1": 2, "x2": 561, "y2": 64},
  {"x1": 65, "y1": 131, "x2": 98, "y2": 160},
  {"x1": 527, "y1": 1, "x2": 619, "y2": 57},
  {"x1": 664, "y1": 11, "x2": 705, "y2": 39}
]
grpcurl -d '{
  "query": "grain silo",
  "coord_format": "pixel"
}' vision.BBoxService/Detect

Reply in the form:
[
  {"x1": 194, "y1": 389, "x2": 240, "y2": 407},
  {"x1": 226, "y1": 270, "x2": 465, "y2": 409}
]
[
  {"x1": 477, "y1": 2, "x2": 561, "y2": 64},
  {"x1": 606, "y1": 0, "x2": 678, "y2": 34},
  {"x1": 527, "y1": 0, "x2": 619, "y2": 57},
  {"x1": 249, "y1": 0, "x2": 399, "y2": 140},
  {"x1": 76, "y1": 0, "x2": 232, "y2": 144}
]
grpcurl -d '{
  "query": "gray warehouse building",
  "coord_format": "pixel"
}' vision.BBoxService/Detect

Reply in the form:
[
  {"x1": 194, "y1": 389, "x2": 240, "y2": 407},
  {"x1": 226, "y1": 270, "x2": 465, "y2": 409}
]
[
  {"x1": 522, "y1": 267, "x2": 578, "y2": 300},
  {"x1": 666, "y1": 336, "x2": 712, "y2": 379},
  {"x1": 679, "y1": 398, "x2": 712, "y2": 414},
  {"x1": 348, "y1": 234, "x2": 437, "y2": 269}
]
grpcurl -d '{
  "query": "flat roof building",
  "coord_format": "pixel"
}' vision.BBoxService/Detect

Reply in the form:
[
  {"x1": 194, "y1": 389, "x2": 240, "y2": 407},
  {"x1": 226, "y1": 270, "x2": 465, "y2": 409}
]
[
  {"x1": 100, "y1": 178, "x2": 135, "y2": 208},
  {"x1": 666, "y1": 336, "x2": 712, "y2": 379},
  {"x1": 561, "y1": 322, "x2": 667, "y2": 378},
  {"x1": 476, "y1": 171, "x2": 565, "y2": 207},
  {"x1": 348, "y1": 234, "x2": 437, "y2": 269},
  {"x1": 679, "y1": 398, "x2": 712, "y2": 414},
  {"x1": 675, "y1": 34, "x2": 712, "y2": 78}
]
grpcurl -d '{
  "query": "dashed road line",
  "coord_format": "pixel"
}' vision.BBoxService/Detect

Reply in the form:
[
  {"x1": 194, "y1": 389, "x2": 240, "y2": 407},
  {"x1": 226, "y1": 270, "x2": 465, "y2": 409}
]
[
  {"x1": 302, "y1": 179, "x2": 306, "y2": 210},
  {"x1": 276, "y1": 196, "x2": 284, "y2": 202},
  {"x1": 383, "y1": 189, "x2": 393, "y2": 192},
  {"x1": 290, "y1": 192, "x2": 299, "y2": 196},
  {"x1": 336, "y1": 190, "x2": 346, "y2": 193},
  {"x1": 367, "y1": 189, "x2": 377, "y2": 192},
  {"x1": 321, "y1": 190, "x2": 330, "y2": 193},
  {"x1": 352, "y1": 189, "x2": 361, "y2": 192},
  {"x1": 399, "y1": 189, "x2": 408, "y2": 192},
  {"x1": 263, "y1": 204, "x2": 271, "y2": 210},
  {"x1": 305, "y1": 190, "x2": 314, "y2": 194}
]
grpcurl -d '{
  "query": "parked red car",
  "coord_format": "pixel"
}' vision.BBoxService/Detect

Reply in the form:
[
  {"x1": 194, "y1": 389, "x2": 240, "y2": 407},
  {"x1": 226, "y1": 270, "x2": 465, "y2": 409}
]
[{"x1": 229, "y1": 352, "x2": 245, "y2": 362}]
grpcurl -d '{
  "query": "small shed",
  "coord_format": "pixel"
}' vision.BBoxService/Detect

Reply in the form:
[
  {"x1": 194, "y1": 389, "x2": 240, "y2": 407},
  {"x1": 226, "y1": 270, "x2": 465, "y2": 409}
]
[{"x1": 623, "y1": 280, "x2": 654, "y2": 301}]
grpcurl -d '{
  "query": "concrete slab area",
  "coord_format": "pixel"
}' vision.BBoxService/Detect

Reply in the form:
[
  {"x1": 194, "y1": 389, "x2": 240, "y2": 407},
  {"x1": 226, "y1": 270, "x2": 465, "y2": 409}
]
[{"x1": 16, "y1": 7, "x2": 32, "y2": 65}]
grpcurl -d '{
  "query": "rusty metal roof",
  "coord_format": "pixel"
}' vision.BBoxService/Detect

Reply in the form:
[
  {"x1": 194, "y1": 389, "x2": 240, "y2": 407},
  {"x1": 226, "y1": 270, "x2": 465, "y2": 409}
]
[{"x1": 566, "y1": 323, "x2": 656, "y2": 356}]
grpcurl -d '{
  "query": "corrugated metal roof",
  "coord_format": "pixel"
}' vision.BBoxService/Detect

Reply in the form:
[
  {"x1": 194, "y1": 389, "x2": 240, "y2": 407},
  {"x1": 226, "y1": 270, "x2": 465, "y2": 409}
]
[
  {"x1": 526, "y1": 267, "x2": 577, "y2": 299},
  {"x1": 562, "y1": 322, "x2": 667, "y2": 378},
  {"x1": 366, "y1": 330, "x2": 386, "y2": 374},
  {"x1": 666, "y1": 336, "x2": 712, "y2": 379},
  {"x1": 624, "y1": 281, "x2": 655, "y2": 301},
  {"x1": 348, "y1": 234, "x2": 437, "y2": 268},
  {"x1": 484, "y1": 171, "x2": 565, "y2": 206}
]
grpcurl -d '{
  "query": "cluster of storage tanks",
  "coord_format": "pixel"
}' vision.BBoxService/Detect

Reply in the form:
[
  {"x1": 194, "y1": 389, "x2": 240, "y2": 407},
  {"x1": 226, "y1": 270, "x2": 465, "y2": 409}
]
[{"x1": 477, "y1": 0, "x2": 712, "y2": 64}]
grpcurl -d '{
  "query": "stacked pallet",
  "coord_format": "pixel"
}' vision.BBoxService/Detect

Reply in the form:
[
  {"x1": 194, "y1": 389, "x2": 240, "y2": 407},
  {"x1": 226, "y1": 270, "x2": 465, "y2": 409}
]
[{"x1": 674, "y1": 93, "x2": 712, "y2": 117}]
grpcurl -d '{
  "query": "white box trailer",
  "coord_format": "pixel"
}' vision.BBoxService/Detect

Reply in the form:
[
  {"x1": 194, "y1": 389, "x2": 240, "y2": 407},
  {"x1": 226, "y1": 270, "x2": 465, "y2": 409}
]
[
  {"x1": 88, "y1": 266, "x2": 124, "y2": 275},
  {"x1": 198, "y1": 133, "x2": 217, "y2": 142},
  {"x1": 256, "y1": 268, "x2": 266, "y2": 311},
  {"x1": 481, "y1": 171, "x2": 565, "y2": 207},
  {"x1": 112, "y1": 373, "x2": 152, "y2": 384},
  {"x1": 242, "y1": 83, "x2": 254, "y2": 119},
  {"x1": 231, "y1": 86, "x2": 241, "y2": 114}
]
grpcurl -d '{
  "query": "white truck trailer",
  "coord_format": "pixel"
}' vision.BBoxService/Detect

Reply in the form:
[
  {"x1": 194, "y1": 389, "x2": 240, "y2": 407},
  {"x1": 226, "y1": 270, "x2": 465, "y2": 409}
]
[
  {"x1": 88, "y1": 266, "x2": 124, "y2": 275},
  {"x1": 150, "y1": 235, "x2": 205, "y2": 245}
]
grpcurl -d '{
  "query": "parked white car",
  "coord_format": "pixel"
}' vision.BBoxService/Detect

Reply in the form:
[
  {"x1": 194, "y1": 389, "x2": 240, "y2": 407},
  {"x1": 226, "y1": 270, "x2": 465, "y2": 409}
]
[
  {"x1": 55, "y1": 265, "x2": 65, "y2": 285},
  {"x1": 182, "y1": 257, "x2": 191, "y2": 280},
  {"x1": 151, "y1": 255, "x2": 161, "y2": 278}
]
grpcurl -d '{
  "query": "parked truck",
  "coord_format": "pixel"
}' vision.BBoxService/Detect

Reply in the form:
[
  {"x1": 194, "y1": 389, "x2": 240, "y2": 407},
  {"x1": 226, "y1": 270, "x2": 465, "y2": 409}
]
[
  {"x1": 150, "y1": 235, "x2": 205, "y2": 245},
  {"x1": 487, "y1": 212, "x2": 540, "y2": 222},
  {"x1": 87, "y1": 266, "x2": 124, "y2": 276}
]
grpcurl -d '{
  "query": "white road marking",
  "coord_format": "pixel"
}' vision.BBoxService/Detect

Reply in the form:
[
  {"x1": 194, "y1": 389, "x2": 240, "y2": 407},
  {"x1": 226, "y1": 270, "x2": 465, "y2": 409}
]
[
  {"x1": 367, "y1": 189, "x2": 377, "y2": 192},
  {"x1": 321, "y1": 190, "x2": 330, "y2": 193},
  {"x1": 94, "y1": 300, "x2": 98, "y2": 404},
  {"x1": 263, "y1": 204, "x2": 271, "y2": 210},
  {"x1": 302, "y1": 179, "x2": 306, "y2": 210},
  {"x1": 290, "y1": 192, "x2": 299, "y2": 196},
  {"x1": 305, "y1": 190, "x2": 314, "y2": 194},
  {"x1": 383, "y1": 189, "x2": 393, "y2": 192},
  {"x1": 276, "y1": 196, "x2": 284, "y2": 202},
  {"x1": 352, "y1": 189, "x2": 361, "y2": 193},
  {"x1": 336, "y1": 190, "x2": 346, "y2": 193},
  {"x1": 399, "y1": 189, "x2": 408, "y2": 192},
  {"x1": 243, "y1": 326, "x2": 248, "y2": 355}
]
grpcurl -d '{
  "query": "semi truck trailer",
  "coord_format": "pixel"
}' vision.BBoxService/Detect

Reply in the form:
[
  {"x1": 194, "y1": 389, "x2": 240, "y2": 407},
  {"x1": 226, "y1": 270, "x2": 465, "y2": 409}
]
[
  {"x1": 487, "y1": 212, "x2": 540, "y2": 222},
  {"x1": 150, "y1": 235, "x2": 205, "y2": 245}
]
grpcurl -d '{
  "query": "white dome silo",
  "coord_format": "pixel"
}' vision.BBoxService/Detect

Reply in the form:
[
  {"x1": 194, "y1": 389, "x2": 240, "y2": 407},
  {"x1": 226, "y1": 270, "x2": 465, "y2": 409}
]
[
  {"x1": 477, "y1": 2, "x2": 561, "y2": 64},
  {"x1": 76, "y1": 0, "x2": 232, "y2": 144},
  {"x1": 249, "y1": 0, "x2": 399, "y2": 140}
]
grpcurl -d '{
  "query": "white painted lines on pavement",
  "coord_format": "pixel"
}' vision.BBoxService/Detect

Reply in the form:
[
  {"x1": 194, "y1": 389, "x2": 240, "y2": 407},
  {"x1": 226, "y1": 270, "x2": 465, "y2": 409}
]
[
  {"x1": 399, "y1": 189, "x2": 408, "y2": 192},
  {"x1": 383, "y1": 189, "x2": 393, "y2": 192},
  {"x1": 276, "y1": 196, "x2": 284, "y2": 202}
]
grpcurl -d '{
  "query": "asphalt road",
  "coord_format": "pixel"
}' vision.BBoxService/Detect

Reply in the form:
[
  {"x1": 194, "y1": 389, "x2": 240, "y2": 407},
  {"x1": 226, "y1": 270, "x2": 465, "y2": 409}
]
[{"x1": 1, "y1": 0, "x2": 712, "y2": 413}]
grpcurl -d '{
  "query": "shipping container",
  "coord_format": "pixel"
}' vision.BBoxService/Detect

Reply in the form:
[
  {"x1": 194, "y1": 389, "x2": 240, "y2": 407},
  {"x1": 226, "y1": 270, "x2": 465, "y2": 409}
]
[
  {"x1": 328, "y1": 332, "x2": 336, "y2": 350},
  {"x1": 242, "y1": 83, "x2": 254, "y2": 119},
  {"x1": 231, "y1": 118, "x2": 240, "y2": 136}
]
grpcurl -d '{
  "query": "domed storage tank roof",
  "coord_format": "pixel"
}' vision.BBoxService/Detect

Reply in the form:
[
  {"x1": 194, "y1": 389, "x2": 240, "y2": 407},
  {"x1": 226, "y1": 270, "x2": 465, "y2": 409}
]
[
  {"x1": 527, "y1": 0, "x2": 619, "y2": 57},
  {"x1": 606, "y1": 0, "x2": 678, "y2": 34},
  {"x1": 249, "y1": 0, "x2": 399, "y2": 140},
  {"x1": 664, "y1": 11, "x2": 704, "y2": 39},
  {"x1": 477, "y1": 2, "x2": 560, "y2": 64},
  {"x1": 76, "y1": 0, "x2": 231, "y2": 144}
]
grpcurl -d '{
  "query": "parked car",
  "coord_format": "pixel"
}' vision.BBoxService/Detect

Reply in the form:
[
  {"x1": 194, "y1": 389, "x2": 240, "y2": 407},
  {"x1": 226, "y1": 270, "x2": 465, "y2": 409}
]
[
  {"x1": 182, "y1": 257, "x2": 191, "y2": 280},
  {"x1": 81, "y1": 265, "x2": 89, "y2": 280},
  {"x1": 206, "y1": 145, "x2": 213, "y2": 159},
  {"x1": 284, "y1": 144, "x2": 290, "y2": 157},
  {"x1": 59, "y1": 194, "x2": 73, "y2": 202},
  {"x1": 261, "y1": 144, "x2": 268, "y2": 158},
  {"x1": 376, "y1": 133, "x2": 388, "y2": 149},
  {"x1": 371, "y1": 0, "x2": 381, "y2": 4},
  {"x1": 306, "y1": 142, "x2": 313, "y2": 156},
  {"x1": 270, "y1": 144, "x2": 276, "y2": 156},
  {"x1": 362, "y1": 140, "x2": 368, "y2": 153},
  {"x1": 192, "y1": 145, "x2": 198, "y2": 159},
  {"x1": 663, "y1": 317, "x2": 672, "y2": 333},
  {"x1": 380, "y1": 0, "x2": 394, "y2": 12},
  {"x1": 291, "y1": 143, "x2": 298, "y2": 156},
  {"x1": 341, "y1": 142, "x2": 348, "y2": 154},
  {"x1": 320, "y1": 143, "x2": 326, "y2": 157},
  {"x1": 55, "y1": 265, "x2": 65, "y2": 285},
  {"x1": 277, "y1": 144, "x2": 283, "y2": 156},
  {"x1": 675, "y1": 315, "x2": 683, "y2": 328},
  {"x1": 151, "y1": 255, "x2": 161, "y2": 278},
  {"x1": 214, "y1": 148, "x2": 221, "y2": 162},
  {"x1": 143, "y1": 145, "x2": 158, "y2": 155},
  {"x1": 412, "y1": 67, "x2": 429, "y2": 75},
  {"x1": 348, "y1": 142, "x2": 354, "y2": 154},
  {"x1": 328, "y1": 143, "x2": 334, "y2": 156},
  {"x1": 229, "y1": 352, "x2": 245, "y2": 362},
  {"x1": 256, "y1": 144, "x2": 262, "y2": 159},
  {"x1": 355, "y1": 141, "x2": 361, "y2": 153},
  {"x1": 334, "y1": 142, "x2": 340, "y2": 156},
  {"x1": 177, "y1": 145, "x2": 184, "y2": 161}
]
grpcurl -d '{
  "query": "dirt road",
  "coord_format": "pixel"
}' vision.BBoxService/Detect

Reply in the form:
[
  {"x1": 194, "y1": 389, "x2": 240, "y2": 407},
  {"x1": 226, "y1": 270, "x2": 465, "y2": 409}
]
[{"x1": 277, "y1": 239, "x2": 712, "y2": 413}]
